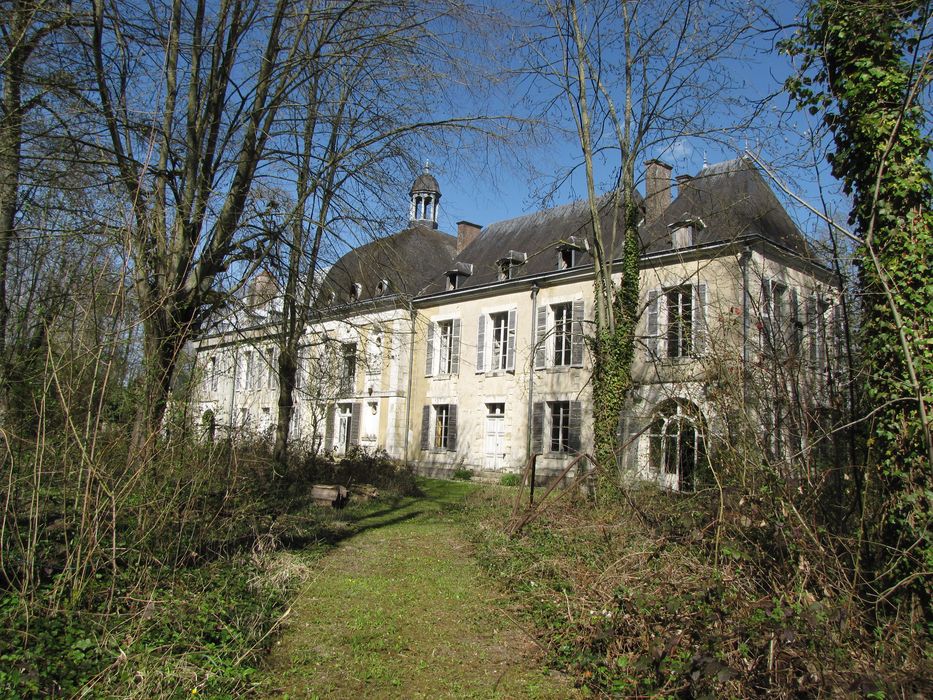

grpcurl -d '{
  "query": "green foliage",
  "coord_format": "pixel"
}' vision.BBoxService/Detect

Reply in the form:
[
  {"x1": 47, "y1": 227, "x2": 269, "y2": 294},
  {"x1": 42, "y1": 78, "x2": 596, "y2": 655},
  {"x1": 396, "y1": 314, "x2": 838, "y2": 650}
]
[
  {"x1": 499, "y1": 473, "x2": 521, "y2": 487},
  {"x1": 783, "y1": 0, "x2": 933, "y2": 606},
  {"x1": 591, "y1": 197, "x2": 640, "y2": 488},
  {"x1": 452, "y1": 467, "x2": 474, "y2": 481}
]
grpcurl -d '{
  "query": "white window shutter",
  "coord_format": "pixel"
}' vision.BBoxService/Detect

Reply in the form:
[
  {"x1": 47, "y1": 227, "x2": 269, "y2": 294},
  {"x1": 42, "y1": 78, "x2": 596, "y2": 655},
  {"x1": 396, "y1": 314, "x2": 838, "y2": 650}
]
[
  {"x1": 450, "y1": 319, "x2": 461, "y2": 375},
  {"x1": 534, "y1": 304, "x2": 547, "y2": 370},
  {"x1": 476, "y1": 314, "x2": 486, "y2": 372},
  {"x1": 425, "y1": 322, "x2": 435, "y2": 376},
  {"x1": 646, "y1": 289, "x2": 660, "y2": 357},
  {"x1": 693, "y1": 283, "x2": 708, "y2": 355},
  {"x1": 571, "y1": 298, "x2": 585, "y2": 367},
  {"x1": 506, "y1": 308, "x2": 517, "y2": 371}
]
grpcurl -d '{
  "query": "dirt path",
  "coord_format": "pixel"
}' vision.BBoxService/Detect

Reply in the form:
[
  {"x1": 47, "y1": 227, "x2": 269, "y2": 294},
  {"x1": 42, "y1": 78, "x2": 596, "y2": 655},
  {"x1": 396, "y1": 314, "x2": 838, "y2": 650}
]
[{"x1": 258, "y1": 480, "x2": 579, "y2": 699}]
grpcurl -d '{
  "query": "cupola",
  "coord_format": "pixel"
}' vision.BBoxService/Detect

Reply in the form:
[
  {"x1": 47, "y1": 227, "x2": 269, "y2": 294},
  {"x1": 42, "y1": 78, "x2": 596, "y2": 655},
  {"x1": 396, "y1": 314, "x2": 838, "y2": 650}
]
[{"x1": 409, "y1": 161, "x2": 441, "y2": 229}]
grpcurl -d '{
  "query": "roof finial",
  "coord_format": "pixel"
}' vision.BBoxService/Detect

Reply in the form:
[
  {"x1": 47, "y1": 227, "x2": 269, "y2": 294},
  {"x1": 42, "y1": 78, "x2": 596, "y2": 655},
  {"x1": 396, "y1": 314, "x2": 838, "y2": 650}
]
[
  {"x1": 702, "y1": 151, "x2": 708, "y2": 168},
  {"x1": 423, "y1": 159, "x2": 431, "y2": 173}
]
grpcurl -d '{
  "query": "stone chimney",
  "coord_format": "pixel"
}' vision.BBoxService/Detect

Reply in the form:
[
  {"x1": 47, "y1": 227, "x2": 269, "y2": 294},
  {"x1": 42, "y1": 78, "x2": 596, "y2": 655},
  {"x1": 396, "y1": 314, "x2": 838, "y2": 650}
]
[
  {"x1": 457, "y1": 220, "x2": 482, "y2": 253},
  {"x1": 644, "y1": 159, "x2": 673, "y2": 224}
]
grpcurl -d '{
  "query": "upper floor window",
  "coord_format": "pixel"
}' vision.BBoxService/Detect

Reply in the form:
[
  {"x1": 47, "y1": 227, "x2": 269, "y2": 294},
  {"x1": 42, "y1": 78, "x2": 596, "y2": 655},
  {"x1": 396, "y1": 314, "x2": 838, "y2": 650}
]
[
  {"x1": 665, "y1": 286, "x2": 693, "y2": 358},
  {"x1": 535, "y1": 299, "x2": 585, "y2": 370},
  {"x1": 425, "y1": 318, "x2": 460, "y2": 376},
  {"x1": 476, "y1": 309, "x2": 516, "y2": 373},
  {"x1": 491, "y1": 312, "x2": 510, "y2": 370},
  {"x1": 761, "y1": 279, "x2": 800, "y2": 356},
  {"x1": 445, "y1": 262, "x2": 473, "y2": 291},
  {"x1": 266, "y1": 347, "x2": 276, "y2": 389},
  {"x1": 376, "y1": 279, "x2": 390, "y2": 296},
  {"x1": 645, "y1": 283, "x2": 707, "y2": 360},
  {"x1": 209, "y1": 356, "x2": 218, "y2": 391},
  {"x1": 557, "y1": 236, "x2": 588, "y2": 270},
  {"x1": 558, "y1": 247, "x2": 575, "y2": 270},
  {"x1": 496, "y1": 251, "x2": 526, "y2": 281},
  {"x1": 350, "y1": 282, "x2": 362, "y2": 302},
  {"x1": 340, "y1": 342, "x2": 357, "y2": 395}
]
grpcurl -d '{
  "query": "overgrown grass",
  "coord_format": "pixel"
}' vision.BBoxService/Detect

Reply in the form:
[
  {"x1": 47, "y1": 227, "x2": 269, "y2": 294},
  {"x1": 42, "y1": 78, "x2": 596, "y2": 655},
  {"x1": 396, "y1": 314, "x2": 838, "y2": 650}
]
[
  {"x1": 0, "y1": 437, "x2": 416, "y2": 698},
  {"x1": 464, "y1": 484, "x2": 932, "y2": 697}
]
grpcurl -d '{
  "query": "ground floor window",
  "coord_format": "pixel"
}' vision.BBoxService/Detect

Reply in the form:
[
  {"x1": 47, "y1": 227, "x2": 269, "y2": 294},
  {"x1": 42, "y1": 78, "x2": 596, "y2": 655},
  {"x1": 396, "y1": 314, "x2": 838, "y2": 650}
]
[
  {"x1": 531, "y1": 400, "x2": 581, "y2": 455},
  {"x1": 648, "y1": 399, "x2": 705, "y2": 492},
  {"x1": 421, "y1": 403, "x2": 458, "y2": 452}
]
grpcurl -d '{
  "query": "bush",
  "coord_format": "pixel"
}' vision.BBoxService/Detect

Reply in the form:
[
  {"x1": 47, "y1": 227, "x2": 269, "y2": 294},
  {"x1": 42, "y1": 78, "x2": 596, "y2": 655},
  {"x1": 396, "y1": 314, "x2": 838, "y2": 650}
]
[
  {"x1": 499, "y1": 473, "x2": 520, "y2": 487},
  {"x1": 452, "y1": 467, "x2": 474, "y2": 481}
]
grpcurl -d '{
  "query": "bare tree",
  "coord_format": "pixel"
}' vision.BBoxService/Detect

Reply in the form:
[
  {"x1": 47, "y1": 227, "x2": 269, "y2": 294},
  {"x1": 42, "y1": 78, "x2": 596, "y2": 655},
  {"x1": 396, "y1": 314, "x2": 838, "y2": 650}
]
[{"x1": 86, "y1": 0, "x2": 312, "y2": 451}]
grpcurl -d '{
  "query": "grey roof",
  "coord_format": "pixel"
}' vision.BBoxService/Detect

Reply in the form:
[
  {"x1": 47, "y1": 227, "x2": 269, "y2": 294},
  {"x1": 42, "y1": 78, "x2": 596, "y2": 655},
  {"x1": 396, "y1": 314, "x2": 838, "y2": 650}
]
[
  {"x1": 319, "y1": 224, "x2": 456, "y2": 306},
  {"x1": 423, "y1": 156, "x2": 812, "y2": 294},
  {"x1": 640, "y1": 156, "x2": 812, "y2": 256},
  {"x1": 427, "y1": 194, "x2": 631, "y2": 292}
]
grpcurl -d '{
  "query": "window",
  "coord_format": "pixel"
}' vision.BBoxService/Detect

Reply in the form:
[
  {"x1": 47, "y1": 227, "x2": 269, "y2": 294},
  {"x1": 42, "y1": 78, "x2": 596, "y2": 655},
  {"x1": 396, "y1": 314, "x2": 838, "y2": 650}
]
[
  {"x1": 367, "y1": 330, "x2": 383, "y2": 377},
  {"x1": 376, "y1": 279, "x2": 390, "y2": 295},
  {"x1": 665, "y1": 286, "x2": 693, "y2": 358},
  {"x1": 340, "y1": 343, "x2": 357, "y2": 395},
  {"x1": 209, "y1": 356, "x2": 218, "y2": 391},
  {"x1": 426, "y1": 319, "x2": 460, "y2": 376},
  {"x1": 420, "y1": 404, "x2": 457, "y2": 451},
  {"x1": 446, "y1": 273, "x2": 459, "y2": 290},
  {"x1": 648, "y1": 400, "x2": 704, "y2": 492},
  {"x1": 806, "y1": 295, "x2": 830, "y2": 373},
  {"x1": 350, "y1": 282, "x2": 362, "y2": 301},
  {"x1": 434, "y1": 405, "x2": 451, "y2": 449},
  {"x1": 491, "y1": 312, "x2": 509, "y2": 370},
  {"x1": 496, "y1": 251, "x2": 526, "y2": 281},
  {"x1": 550, "y1": 401, "x2": 571, "y2": 452},
  {"x1": 531, "y1": 400, "x2": 581, "y2": 454},
  {"x1": 476, "y1": 310, "x2": 515, "y2": 373},
  {"x1": 266, "y1": 347, "x2": 276, "y2": 389},
  {"x1": 558, "y1": 247, "x2": 575, "y2": 270},
  {"x1": 645, "y1": 284, "x2": 707, "y2": 359},
  {"x1": 438, "y1": 321, "x2": 454, "y2": 374},
  {"x1": 241, "y1": 351, "x2": 253, "y2": 390},
  {"x1": 552, "y1": 303, "x2": 573, "y2": 366},
  {"x1": 761, "y1": 279, "x2": 800, "y2": 356}
]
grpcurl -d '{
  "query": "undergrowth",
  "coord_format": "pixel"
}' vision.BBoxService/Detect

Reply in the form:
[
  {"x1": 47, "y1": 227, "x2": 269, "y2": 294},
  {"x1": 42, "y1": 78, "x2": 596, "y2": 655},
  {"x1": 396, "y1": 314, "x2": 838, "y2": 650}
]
[
  {"x1": 465, "y1": 485, "x2": 931, "y2": 698},
  {"x1": 0, "y1": 437, "x2": 415, "y2": 698}
]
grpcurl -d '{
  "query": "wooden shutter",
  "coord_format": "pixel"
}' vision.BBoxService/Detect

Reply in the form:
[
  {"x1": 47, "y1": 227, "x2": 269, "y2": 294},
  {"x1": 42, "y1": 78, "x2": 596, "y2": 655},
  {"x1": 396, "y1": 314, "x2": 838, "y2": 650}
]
[
  {"x1": 761, "y1": 278, "x2": 772, "y2": 350},
  {"x1": 531, "y1": 402, "x2": 544, "y2": 454},
  {"x1": 420, "y1": 405, "x2": 431, "y2": 451},
  {"x1": 646, "y1": 290, "x2": 660, "y2": 356},
  {"x1": 450, "y1": 319, "x2": 461, "y2": 375},
  {"x1": 476, "y1": 314, "x2": 485, "y2": 372},
  {"x1": 506, "y1": 308, "x2": 517, "y2": 371},
  {"x1": 425, "y1": 322, "x2": 435, "y2": 376},
  {"x1": 571, "y1": 298, "x2": 585, "y2": 367},
  {"x1": 324, "y1": 404, "x2": 335, "y2": 451},
  {"x1": 569, "y1": 401, "x2": 582, "y2": 452},
  {"x1": 349, "y1": 402, "x2": 361, "y2": 445},
  {"x1": 534, "y1": 304, "x2": 547, "y2": 369},
  {"x1": 693, "y1": 284, "x2": 708, "y2": 355},
  {"x1": 447, "y1": 405, "x2": 458, "y2": 451},
  {"x1": 790, "y1": 287, "x2": 801, "y2": 353}
]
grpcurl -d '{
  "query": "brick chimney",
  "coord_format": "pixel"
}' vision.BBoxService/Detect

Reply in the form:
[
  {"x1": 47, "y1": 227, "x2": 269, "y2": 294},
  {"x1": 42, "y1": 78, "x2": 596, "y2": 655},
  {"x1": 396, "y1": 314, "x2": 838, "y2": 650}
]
[
  {"x1": 644, "y1": 159, "x2": 673, "y2": 223},
  {"x1": 457, "y1": 220, "x2": 482, "y2": 253}
]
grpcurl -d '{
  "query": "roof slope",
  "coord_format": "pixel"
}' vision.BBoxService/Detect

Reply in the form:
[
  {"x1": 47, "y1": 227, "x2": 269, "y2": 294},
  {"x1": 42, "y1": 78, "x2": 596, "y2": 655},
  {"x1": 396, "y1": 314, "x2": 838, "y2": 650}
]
[
  {"x1": 319, "y1": 224, "x2": 456, "y2": 305},
  {"x1": 428, "y1": 194, "x2": 631, "y2": 292},
  {"x1": 640, "y1": 156, "x2": 812, "y2": 256}
]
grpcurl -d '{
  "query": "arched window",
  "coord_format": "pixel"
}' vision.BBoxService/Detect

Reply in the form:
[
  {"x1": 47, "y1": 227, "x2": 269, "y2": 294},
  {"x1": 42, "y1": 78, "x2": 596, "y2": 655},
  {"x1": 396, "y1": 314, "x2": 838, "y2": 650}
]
[{"x1": 648, "y1": 399, "x2": 705, "y2": 492}]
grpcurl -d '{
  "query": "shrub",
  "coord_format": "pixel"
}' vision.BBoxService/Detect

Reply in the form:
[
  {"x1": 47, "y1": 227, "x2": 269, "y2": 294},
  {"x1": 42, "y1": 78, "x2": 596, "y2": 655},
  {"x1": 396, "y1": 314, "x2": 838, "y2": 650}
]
[
  {"x1": 499, "y1": 473, "x2": 520, "y2": 487},
  {"x1": 452, "y1": 467, "x2": 473, "y2": 481}
]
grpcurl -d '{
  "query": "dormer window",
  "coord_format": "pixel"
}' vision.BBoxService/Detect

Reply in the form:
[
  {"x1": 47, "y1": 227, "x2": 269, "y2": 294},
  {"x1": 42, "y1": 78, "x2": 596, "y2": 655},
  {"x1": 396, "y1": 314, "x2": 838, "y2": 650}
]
[
  {"x1": 328, "y1": 290, "x2": 337, "y2": 305},
  {"x1": 350, "y1": 282, "x2": 362, "y2": 301},
  {"x1": 496, "y1": 250, "x2": 526, "y2": 281},
  {"x1": 669, "y1": 215, "x2": 704, "y2": 250},
  {"x1": 557, "y1": 236, "x2": 588, "y2": 270},
  {"x1": 376, "y1": 279, "x2": 390, "y2": 296},
  {"x1": 445, "y1": 262, "x2": 473, "y2": 291}
]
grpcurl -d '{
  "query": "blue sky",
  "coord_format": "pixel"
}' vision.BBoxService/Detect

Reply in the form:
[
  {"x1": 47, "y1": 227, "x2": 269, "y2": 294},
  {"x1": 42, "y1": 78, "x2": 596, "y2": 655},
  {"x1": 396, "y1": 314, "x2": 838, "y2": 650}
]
[{"x1": 421, "y1": 1, "x2": 847, "y2": 247}]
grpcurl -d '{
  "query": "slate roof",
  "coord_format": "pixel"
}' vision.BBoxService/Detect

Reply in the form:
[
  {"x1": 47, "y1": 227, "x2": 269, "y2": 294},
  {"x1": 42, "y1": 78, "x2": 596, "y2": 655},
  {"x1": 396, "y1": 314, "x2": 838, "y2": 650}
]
[
  {"x1": 318, "y1": 224, "x2": 456, "y2": 306},
  {"x1": 640, "y1": 156, "x2": 812, "y2": 256},
  {"x1": 426, "y1": 194, "x2": 632, "y2": 292}
]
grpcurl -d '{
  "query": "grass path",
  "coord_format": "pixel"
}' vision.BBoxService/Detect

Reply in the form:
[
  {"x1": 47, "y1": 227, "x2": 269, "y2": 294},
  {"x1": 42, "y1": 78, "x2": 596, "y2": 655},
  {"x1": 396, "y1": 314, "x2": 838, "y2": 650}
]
[{"x1": 257, "y1": 480, "x2": 579, "y2": 699}]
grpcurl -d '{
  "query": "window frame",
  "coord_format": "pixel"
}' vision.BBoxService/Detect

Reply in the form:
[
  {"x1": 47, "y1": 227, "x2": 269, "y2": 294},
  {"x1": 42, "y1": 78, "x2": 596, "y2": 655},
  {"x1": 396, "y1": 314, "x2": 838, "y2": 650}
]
[
  {"x1": 549, "y1": 401, "x2": 571, "y2": 453},
  {"x1": 552, "y1": 302, "x2": 573, "y2": 366},
  {"x1": 491, "y1": 311, "x2": 510, "y2": 371},
  {"x1": 665, "y1": 285, "x2": 693, "y2": 359},
  {"x1": 339, "y1": 342, "x2": 357, "y2": 395}
]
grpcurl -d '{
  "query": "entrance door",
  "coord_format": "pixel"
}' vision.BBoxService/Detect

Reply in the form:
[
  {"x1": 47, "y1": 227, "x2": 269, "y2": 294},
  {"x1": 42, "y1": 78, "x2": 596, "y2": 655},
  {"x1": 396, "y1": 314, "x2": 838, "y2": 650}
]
[
  {"x1": 336, "y1": 404, "x2": 352, "y2": 454},
  {"x1": 484, "y1": 403, "x2": 506, "y2": 470}
]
